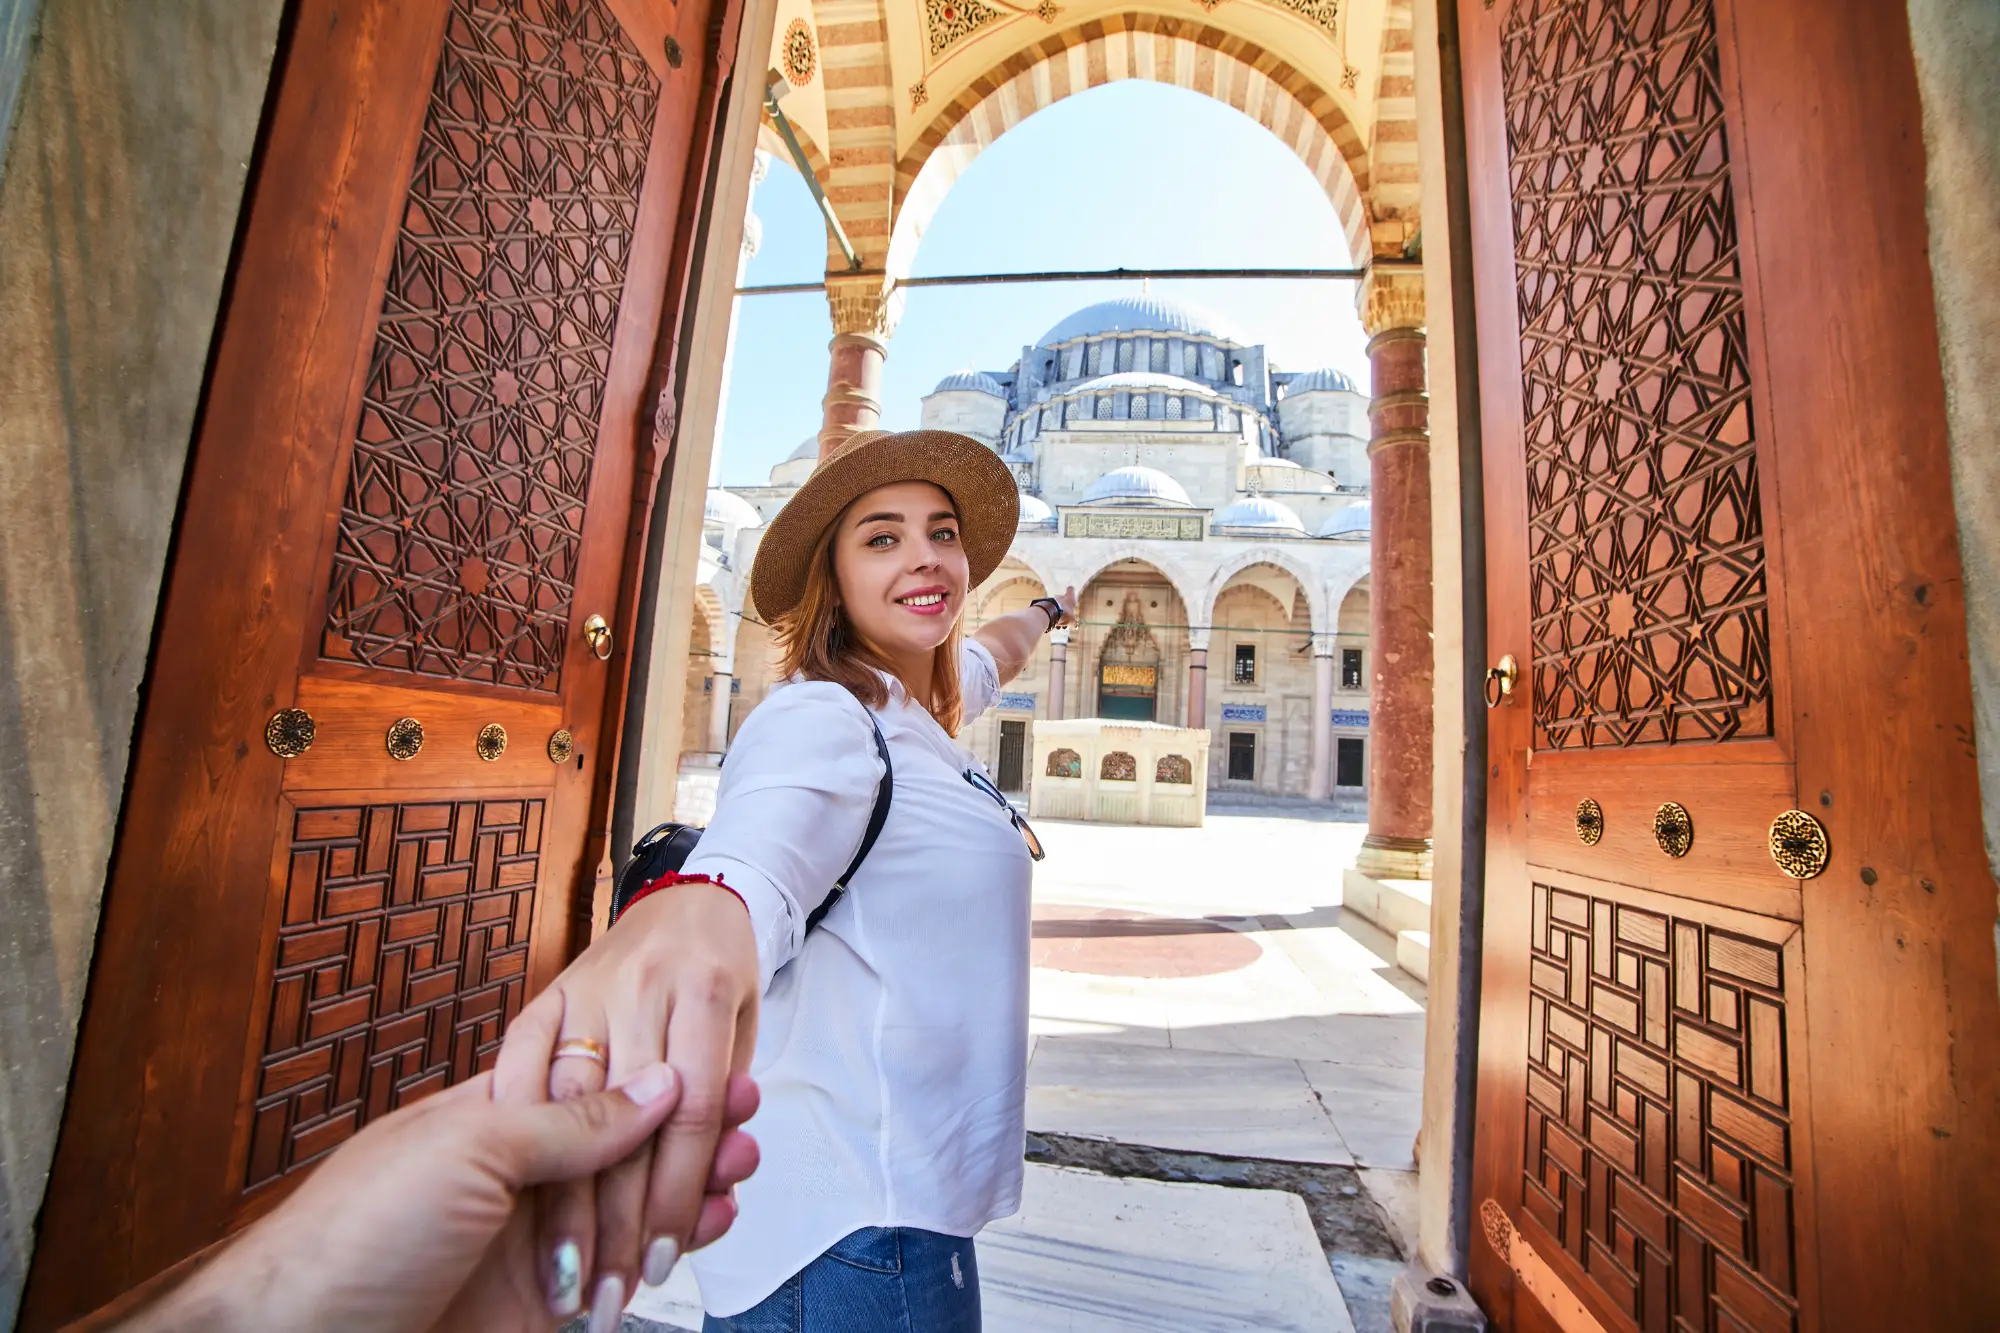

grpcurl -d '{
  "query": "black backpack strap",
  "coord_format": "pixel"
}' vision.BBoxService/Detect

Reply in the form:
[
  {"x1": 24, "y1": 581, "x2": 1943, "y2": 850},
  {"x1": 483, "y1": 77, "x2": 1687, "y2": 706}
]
[{"x1": 802, "y1": 706, "x2": 892, "y2": 936}]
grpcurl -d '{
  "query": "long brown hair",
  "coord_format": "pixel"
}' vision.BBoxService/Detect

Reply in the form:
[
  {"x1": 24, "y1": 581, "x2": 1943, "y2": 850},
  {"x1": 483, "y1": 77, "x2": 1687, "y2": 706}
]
[{"x1": 774, "y1": 516, "x2": 965, "y2": 735}]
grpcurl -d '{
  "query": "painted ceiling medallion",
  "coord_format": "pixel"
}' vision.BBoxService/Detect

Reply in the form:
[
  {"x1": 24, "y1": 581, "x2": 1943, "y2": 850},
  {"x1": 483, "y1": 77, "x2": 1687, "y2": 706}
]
[
  {"x1": 924, "y1": 0, "x2": 1004, "y2": 58},
  {"x1": 476, "y1": 723, "x2": 509, "y2": 762},
  {"x1": 910, "y1": 80, "x2": 929, "y2": 110},
  {"x1": 386, "y1": 717, "x2": 425, "y2": 761},
  {"x1": 1271, "y1": 0, "x2": 1340, "y2": 34},
  {"x1": 1341, "y1": 63, "x2": 1360, "y2": 91},
  {"x1": 781, "y1": 18, "x2": 817, "y2": 86},
  {"x1": 1035, "y1": 0, "x2": 1060, "y2": 21}
]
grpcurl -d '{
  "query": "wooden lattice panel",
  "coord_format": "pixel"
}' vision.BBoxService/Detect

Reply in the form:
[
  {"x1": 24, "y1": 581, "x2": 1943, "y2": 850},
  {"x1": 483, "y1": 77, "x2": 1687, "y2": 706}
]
[
  {"x1": 321, "y1": 0, "x2": 659, "y2": 691},
  {"x1": 244, "y1": 799, "x2": 543, "y2": 1189},
  {"x1": 1500, "y1": 0, "x2": 1772, "y2": 749},
  {"x1": 1524, "y1": 884, "x2": 1797, "y2": 1333}
]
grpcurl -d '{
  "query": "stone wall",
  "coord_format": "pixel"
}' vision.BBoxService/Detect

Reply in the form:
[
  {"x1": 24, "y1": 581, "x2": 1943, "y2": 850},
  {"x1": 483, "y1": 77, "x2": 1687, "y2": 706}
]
[
  {"x1": 1907, "y1": 0, "x2": 2000, "y2": 886},
  {"x1": 1276, "y1": 389, "x2": 1372, "y2": 487},
  {"x1": 0, "y1": 0, "x2": 285, "y2": 1319},
  {"x1": 1208, "y1": 585, "x2": 1316, "y2": 794},
  {"x1": 917, "y1": 388, "x2": 1006, "y2": 444}
]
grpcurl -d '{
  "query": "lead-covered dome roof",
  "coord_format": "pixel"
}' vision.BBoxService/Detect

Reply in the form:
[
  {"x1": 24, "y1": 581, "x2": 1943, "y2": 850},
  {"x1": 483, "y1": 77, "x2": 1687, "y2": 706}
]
[
  {"x1": 1213, "y1": 495, "x2": 1306, "y2": 534},
  {"x1": 1317, "y1": 502, "x2": 1371, "y2": 539},
  {"x1": 705, "y1": 487, "x2": 763, "y2": 529},
  {"x1": 931, "y1": 369, "x2": 1006, "y2": 396},
  {"x1": 1080, "y1": 466, "x2": 1194, "y2": 507},
  {"x1": 1037, "y1": 295, "x2": 1239, "y2": 348},
  {"x1": 1070, "y1": 371, "x2": 1212, "y2": 395},
  {"x1": 1018, "y1": 493, "x2": 1054, "y2": 528},
  {"x1": 1285, "y1": 367, "x2": 1359, "y2": 394}
]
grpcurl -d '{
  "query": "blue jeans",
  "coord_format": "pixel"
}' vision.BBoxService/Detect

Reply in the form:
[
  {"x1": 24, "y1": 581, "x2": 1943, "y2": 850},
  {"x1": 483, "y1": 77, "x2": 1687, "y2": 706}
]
[{"x1": 702, "y1": 1227, "x2": 981, "y2": 1333}]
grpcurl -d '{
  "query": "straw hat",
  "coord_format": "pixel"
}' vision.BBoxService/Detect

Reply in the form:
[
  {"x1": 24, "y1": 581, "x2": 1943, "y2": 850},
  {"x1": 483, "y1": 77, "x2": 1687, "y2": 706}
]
[{"x1": 751, "y1": 428, "x2": 1020, "y2": 623}]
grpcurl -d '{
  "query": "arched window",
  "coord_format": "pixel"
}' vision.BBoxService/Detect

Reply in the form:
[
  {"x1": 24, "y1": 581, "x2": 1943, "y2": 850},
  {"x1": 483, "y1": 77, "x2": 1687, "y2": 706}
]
[
  {"x1": 1131, "y1": 393, "x2": 1148, "y2": 419},
  {"x1": 1046, "y1": 748, "x2": 1082, "y2": 779},
  {"x1": 1089, "y1": 342, "x2": 1106, "y2": 375},
  {"x1": 1156, "y1": 755, "x2": 1193, "y2": 784},
  {"x1": 1150, "y1": 342, "x2": 1167, "y2": 372},
  {"x1": 1117, "y1": 340, "x2": 1135, "y2": 372},
  {"x1": 1095, "y1": 395, "x2": 1112, "y2": 419},
  {"x1": 1165, "y1": 397, "x2": 1184, "y2": 420},
  {"x1": 1101, "y1": 752, "x2": 1137, "y2": 781}
]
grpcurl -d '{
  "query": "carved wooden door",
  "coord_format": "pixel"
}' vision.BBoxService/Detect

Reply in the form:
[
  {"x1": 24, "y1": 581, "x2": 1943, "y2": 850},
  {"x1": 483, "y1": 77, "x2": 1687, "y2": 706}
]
[
  {"x1": 1462, "y1": 0, "x2": 2000, "y2": 1330},
  {"x1": 23, "y1": 0, "x2": 734, "y2": 1322}
]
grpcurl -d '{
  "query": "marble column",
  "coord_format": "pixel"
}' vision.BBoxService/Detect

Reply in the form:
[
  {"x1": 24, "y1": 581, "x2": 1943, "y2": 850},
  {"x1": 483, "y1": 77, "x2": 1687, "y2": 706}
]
[
  {"x1": 1048, "y1": 632, "x2": 1069, "y2": 720},
  {"x1": 709, "y1": 669, "x2": 734, "y2": 753},
  {"x1": 820, "y1": 274, "x2": 901, "y2": 456},
  {"x1": 1355, "y1": 264, "x2": 1435, "y2": 881},
  {"x1": 1309, "y1": 635, "x2": 1335, "y2": 801},
  {"x1": 1186, "y1": 635, "x2": 1209, "y2": 729}
]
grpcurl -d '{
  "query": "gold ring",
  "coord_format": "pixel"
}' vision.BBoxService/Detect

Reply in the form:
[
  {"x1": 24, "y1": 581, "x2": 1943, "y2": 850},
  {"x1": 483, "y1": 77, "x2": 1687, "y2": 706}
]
[{"x1": 552, "y1": 1037, "x2": 608, "y2": 1067}]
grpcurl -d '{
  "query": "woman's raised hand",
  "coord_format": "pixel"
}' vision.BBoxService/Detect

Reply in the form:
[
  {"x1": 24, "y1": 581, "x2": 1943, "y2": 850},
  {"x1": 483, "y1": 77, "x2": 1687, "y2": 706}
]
[{"x1": 492, "y1": 881, "x2": 763, "y2": 1325}]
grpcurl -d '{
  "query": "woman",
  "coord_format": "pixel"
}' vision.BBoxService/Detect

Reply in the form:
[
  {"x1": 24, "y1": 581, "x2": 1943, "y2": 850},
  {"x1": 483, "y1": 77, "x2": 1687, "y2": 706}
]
[{"x1": 494, "y1": 428, "x2": 1075, "y2": 1331}]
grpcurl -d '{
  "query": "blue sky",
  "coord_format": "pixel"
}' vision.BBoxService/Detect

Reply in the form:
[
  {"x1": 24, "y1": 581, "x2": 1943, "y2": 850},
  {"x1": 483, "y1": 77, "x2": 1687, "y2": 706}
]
[{"x1": 713, "y1": 80, "x2": 1372, "y2": 487}]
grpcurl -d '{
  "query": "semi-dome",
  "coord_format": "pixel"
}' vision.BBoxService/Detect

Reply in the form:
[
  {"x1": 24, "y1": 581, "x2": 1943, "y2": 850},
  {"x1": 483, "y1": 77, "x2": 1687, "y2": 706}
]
[
  {"x1": 1080, "y1": 466, "x2": 1193, "y2": 508},
  {"x1": 1018, "y1": 493, "x2": 1055, "y2": 528},
  {"x1": 1213, "y1": 495, "x2": 1306, "y2": 534},
  {"x1": 705, "y1": 487, "x2": 763, "y2": 529},
  {"x1": 1317, "y1": 502, "x2": 1371, "y2": 540},
  {"x1": 931, "y1": 369, "x2": 1006, "y2": 396},
  {"x1": 1285, "y1": 367, "x2": 1359, "y2": 394},
  {"x1": 1070, "y1": 371, "x2": 1212, "y2": 396},
  {"x1": 1037, "y1": 295, "x2": 1238, "y2": 348}
]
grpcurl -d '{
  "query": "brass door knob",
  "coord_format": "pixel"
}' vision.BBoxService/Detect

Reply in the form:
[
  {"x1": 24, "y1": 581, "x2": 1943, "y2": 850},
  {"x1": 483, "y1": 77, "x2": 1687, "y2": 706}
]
[
  {"x1": 1484, "y1": 654, "x2": 1519, "y2": 708},
  {"x1": 583, "y1": 614, "x2": 613, "y2": 661}
]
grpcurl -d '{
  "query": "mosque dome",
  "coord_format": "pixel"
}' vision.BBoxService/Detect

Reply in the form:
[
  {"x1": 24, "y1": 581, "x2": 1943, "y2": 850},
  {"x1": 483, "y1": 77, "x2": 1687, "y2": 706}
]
[
  {"x1": 1248, "y1": 454, "x2": 1302, "y2": 470},
  {"x1": 705, "y1": 487, "x2": 763, "y2": 529},
  {"x1": 931, "y1": 369, "x2": 1007, "y2": 396},
  {"x1": 1072, "y1": 371, "x2": 1211, "y2": 395},
  {"x1": 1285, "y1": 367, "x2": 1359, "y2": 394},
  {"x1": 1080, "y1": 466, "x2": 1193, "y2": 507},
  {"x1": 1037, "y1": 295, "x2": 1239, "y2": 348},
  {"x1": 785, "y1": 434, "x2": 820, "y2": 462},
  {"x1": 1317, "y1": 502, "x2": 1371, "y2": 540},
  {"x1": 1213, "y1": 495, "x2": 1307, "y2": 535},
  {"x1": 1018, "y1": 493, "x2": 1055, "y2": 528}
]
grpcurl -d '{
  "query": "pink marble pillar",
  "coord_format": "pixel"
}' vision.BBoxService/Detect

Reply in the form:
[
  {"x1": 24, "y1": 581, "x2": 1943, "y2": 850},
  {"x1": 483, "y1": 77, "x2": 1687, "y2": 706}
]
[
  {"x1": 1309, "y1": 642, "x2": 1335, "y2": 801},
  {"x1": 818, "y1": 331, "x2": 886, "y2": 455},
  {"x1": 1186, "y1": 646, "x2": 1208, "y2": 729}
]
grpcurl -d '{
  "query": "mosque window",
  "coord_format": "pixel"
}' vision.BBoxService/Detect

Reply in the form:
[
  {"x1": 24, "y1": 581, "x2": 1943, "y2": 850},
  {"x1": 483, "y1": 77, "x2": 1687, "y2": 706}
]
[
  {"x1": 1151, "y1": 342, "x2": 1167, "y2": 372},
  {"x1": 1089, "y1": 342, "x2": 1106, "y2": 375},
  {"x1": 1166, "y1": 397, "x2": 1183, "y2": 420},
  {"x1": 1117, "y1": 341, "x2": 1135, "y2": 372},
  {"x1": 1231, "y1": 361, "x2": 1245, "y2": 387},
  {"x1": 1233, "y1": 643, "x2": 1257, "y2": 684},
  {"x1": 1337, "y1": 737, "x2": 1365, "y2": 787},
  {"x1": 1342, "y1": 648, "x2": 1364, "y2": 689},
  {"x1": 1132, "y1": 394, "x2": 1148, "y2": 419},
  {"x1": 1095, "y1": 396, "x2": 1112, "y2": 419},
  {"x1": 1227, "y1": 732, "x2": 1257, "y2": 782}
]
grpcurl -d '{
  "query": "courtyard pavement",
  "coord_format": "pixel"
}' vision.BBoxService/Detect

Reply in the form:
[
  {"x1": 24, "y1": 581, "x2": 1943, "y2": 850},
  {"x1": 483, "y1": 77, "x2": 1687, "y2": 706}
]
[{"x1": 627, "y1": 802, "x2": 1424, "y2": 1332}]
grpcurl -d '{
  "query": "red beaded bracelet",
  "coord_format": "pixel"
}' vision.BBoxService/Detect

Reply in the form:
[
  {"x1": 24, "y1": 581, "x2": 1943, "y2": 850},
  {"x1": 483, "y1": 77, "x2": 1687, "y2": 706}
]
[{"x1": 614, "y1": 871, "x2": 749, "y2": 925}]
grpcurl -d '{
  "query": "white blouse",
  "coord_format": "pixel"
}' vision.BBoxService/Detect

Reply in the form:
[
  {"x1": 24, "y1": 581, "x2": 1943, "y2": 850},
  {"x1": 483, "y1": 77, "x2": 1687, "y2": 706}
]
[{"x1": 682, "y1": 639, "x2": 1032, "y2": 1318}]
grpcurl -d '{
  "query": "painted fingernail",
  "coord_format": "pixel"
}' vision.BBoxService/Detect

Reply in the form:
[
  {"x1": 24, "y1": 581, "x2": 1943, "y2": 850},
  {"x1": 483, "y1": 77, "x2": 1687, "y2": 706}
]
[
  {"x1": 588, "y1": 1274, "x2": 626, "y2": 1333},
  {"x1": 643, "y1": 1236, "x2": 681, "y2": 1288},
  {"x1": 621, "y1": 1062, "x2": 678, "y2": 1106},
  {"x1": 550, "y1": 1239, "x2": 584, "y2": 1317}
]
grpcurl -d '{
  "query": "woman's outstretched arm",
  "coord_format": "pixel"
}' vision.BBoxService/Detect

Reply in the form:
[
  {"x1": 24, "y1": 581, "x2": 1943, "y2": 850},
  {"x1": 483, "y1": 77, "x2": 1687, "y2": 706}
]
[{"x1": 972, "y1": 585, "x2": 1076, "y2": 685}]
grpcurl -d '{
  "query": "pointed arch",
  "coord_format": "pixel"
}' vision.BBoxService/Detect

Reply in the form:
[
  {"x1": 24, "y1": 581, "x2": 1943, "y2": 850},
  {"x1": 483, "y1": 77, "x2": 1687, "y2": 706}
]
[{"x1": 1199, "y1": 545, "x2": 1335, "y2": 635}]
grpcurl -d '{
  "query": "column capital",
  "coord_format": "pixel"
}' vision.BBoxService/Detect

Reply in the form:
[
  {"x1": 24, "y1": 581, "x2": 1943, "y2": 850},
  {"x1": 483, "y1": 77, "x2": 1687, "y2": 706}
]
[
  {"x1": 1311, "y1": 633, "x2": 1337, "y2": 657},
  {"x1": 1187, "y1": 630, "x2": 1212, "y2": 652},
  {"x1": 1051, "y1": 629, "x2": 1071, "y2": 647},
  {"x1": 825, "y1": 272, "x2": 903, "y2": 340},
  {"x1": 1357, "y1": 261, "x2": 1427, "y2": 339}
]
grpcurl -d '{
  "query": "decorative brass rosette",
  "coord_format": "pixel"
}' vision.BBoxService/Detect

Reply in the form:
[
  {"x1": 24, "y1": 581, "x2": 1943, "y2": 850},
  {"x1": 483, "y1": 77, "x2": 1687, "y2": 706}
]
[
  {"x1": 1768, "y1": 809, "x2": 1829, "y2": 880},
  {"x1": 1653, "y1": 802, "x2": 1693, "y2": 858},
  {"x1": 386, "y1": 717, "x2": 425, "y2": 761},
  {"x1": 1576, "y1": 798, "x2": 1605, "y2": 845},
  {"x1": 547, "y1": 728, "x2": 575, "y2": 764},
  {"x1": 476, "y1": 723, "x2": 508, "y2": 762},
  {"x1": 265, "y1": 708, "x2": 316, "y2": 758}
]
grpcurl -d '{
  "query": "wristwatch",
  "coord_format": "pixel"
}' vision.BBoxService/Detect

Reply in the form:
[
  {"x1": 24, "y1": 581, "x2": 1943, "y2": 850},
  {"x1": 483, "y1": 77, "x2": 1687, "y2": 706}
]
[{"x1": 1031, "y1": 597, "x2": 1070, "y2": 632}]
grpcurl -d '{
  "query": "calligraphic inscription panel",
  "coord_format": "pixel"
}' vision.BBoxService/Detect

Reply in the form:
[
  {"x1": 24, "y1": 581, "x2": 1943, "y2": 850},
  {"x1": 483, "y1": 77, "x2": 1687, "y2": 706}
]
[
  {"x1": 243, "y1": 798, "x2": 544, "y2": 1189},
  {"x1": 321, "y1": 0, "x2": 660, "y2": 691},
  {"x1": 1524, "y1": 883, "x2": 1797, "y2": 1333},
  {"x1": 1501, "y1": 0, "x2": 1772, "y2": 749},
  {"x1": 1064, "y1": 512, "x2": 1206, "y2": 541}
]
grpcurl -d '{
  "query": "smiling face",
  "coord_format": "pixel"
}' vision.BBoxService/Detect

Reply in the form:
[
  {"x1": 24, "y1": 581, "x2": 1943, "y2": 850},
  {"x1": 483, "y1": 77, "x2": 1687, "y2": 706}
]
[{"x1": 829, "y1": 480, "x2": 968, "y2": 665}]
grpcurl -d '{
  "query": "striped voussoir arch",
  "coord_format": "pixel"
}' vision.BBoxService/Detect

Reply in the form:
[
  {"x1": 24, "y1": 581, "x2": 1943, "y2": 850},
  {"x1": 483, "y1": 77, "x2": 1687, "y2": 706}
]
[
  {"x1": 813, "y1": 0, "x2": 899, "y2": 268},
  {"x1": 1367, "y1": 0, "x2": 1420, "y2": 253},
  {"x1": 889, "y1": 13, "x2": 1374, "y2": 271}
]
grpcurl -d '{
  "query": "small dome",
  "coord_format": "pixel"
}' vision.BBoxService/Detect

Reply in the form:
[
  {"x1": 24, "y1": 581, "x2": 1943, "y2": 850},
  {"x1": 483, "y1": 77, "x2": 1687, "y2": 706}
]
[
  {"x1": 1080, "y1": 466, "x2": 1193, "y2": 508},
  {"x1": 1037, "y1": 295, "x2": 1239, "y2": 348},
  {"x1": 931, "y1": 369, "x2": 1006, "y2": 396},
  {"x1": 705, "y1": 488, "x2": 763, "y2": 529},
  {"x1": 1018, "y1": 494, "x2": 1054, "y2": 528},
  {"x1": 1213, "y1": 495, "x2": 1306, "y2": 534},
  {"x1": 1285, "y1": 367, "x2": 1359, "y2": 394},
  {"x1": 1071, "y1": 371, "x2": 1211, "y2": 396},
  {"x1": 1317, "y1": 502, "x2": 1371, "y2": 540},
  {"x1": 1247, "y1": 454, "x2": 1302, "y2": 470},
  {"x1": 785, "y1": 434, "x2": 821, "y2": 463}
]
